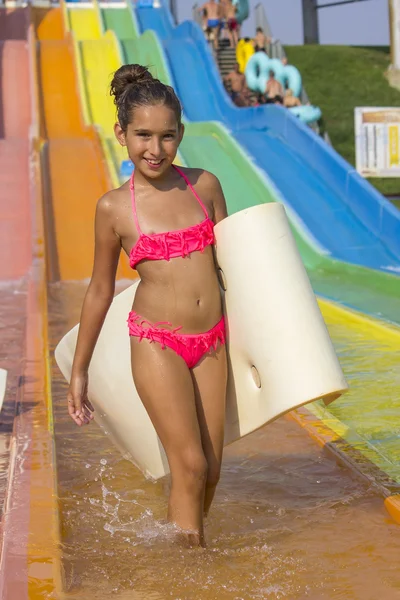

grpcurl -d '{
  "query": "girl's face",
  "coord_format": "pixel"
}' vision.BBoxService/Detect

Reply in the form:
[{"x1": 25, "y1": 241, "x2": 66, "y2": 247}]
[{"x1": 114, "y1": 103, "x2": 184, "y2": 180}]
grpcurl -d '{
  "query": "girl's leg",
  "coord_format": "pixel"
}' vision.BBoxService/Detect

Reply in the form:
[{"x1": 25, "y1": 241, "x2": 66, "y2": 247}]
[
  {"x1": 191, "y1": 344, "x2": 228, "y2": 516},
  {"x1": 130, "y1": 338, "x2": 208, "y2": 546}
]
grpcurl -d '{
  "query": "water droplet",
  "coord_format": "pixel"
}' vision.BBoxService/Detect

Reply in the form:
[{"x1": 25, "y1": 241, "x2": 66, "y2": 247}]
[{"x1": 100, "y1": 458, "x2": 107, "y2": 466}]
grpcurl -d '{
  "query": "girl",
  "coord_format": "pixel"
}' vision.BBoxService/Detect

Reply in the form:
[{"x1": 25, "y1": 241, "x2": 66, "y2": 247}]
[{"x1": 66, "y1": 64, "x2": 228, "y2": 548}]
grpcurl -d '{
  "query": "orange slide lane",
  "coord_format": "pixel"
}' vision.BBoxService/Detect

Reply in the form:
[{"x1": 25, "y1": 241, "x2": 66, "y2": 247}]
[
  {"x1": 0, "y1": 8, "x2": 32, "y2": 280},
  {"x1": 34, "y1": 7, "x2": 132, "y2": 280},
  {"x1": 0, "y1": 9, "x2": 60, "y2": 600}
]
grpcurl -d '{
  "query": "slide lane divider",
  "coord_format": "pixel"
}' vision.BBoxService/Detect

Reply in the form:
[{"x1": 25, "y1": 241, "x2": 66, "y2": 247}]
[
  {"x1": 0, "y1": 25, "x2": 62, "y2": 598},
  {"x1": 289, "y1": 298, "x2": 400, "y2": 524}
]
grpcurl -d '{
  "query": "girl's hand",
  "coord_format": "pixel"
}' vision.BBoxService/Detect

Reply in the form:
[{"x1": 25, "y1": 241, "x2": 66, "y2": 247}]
[{"x1": 67, "y1": 373, "x2": 95, "y2": 426}]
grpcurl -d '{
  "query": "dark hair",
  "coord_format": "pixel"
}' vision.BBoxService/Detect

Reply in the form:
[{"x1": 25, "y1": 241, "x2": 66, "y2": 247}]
[
  {"x1": 256, "y1": 27, "x2": 263, "y2": 33},
  {"x1": 110, "y1": 64, "x2": 182, "y2": 131}
]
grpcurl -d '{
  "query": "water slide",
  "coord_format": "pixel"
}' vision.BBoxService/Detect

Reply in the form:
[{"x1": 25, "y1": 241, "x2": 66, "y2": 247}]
[
  {"x1": 34, "y1": 5, "x2": 130, "y2": 280},
  {"x1": 97, "y1": 4, "x2": 399, "y2": 327},
  {"x1": 0, "y1": 8, "x2": 32, "y2": 279},
  {"x1": 135, "y1": 4, "x2": 400, "y2": 274},
  {"x1": 29, "y1": 1, "x2": 397, "y2": 525},
  {"x1": 88, "y1": 4, "x2": 400, "y2": 496},
  {"x1": 1, "y1": 5, "x2": 400, "y2": 596},
  {"x1": 65, "y1": 3, "x2": 128, "y2": 184}
]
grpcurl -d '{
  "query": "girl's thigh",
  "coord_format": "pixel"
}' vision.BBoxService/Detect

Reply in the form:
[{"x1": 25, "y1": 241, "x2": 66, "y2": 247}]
[
  {"x1": 191, "y1": 345, "x2": 228, "y2": 469},
  {"x1": 130, "y1": 337, "x2": 204, "y2": 462}
]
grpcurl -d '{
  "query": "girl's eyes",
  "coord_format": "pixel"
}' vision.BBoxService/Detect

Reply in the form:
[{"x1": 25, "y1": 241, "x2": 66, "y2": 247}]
[{"x1": 137, "y1": 133, "x2": 175, "y2": 139}]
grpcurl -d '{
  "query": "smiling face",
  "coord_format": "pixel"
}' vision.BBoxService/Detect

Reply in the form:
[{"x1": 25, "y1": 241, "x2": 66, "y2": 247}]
[{"x1": 114, "y1": 103, "x2": 184, "y2": 180}]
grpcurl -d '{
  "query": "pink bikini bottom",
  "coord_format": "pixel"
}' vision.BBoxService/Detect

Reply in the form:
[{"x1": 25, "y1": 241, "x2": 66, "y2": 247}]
[{"x1": 127, "y1": 311, "x2": 226, "y2": 369}]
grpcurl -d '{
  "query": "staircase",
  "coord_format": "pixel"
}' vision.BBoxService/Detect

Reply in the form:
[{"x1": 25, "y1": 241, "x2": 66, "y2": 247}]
[{"x1": 216, "y1": 39, "x2": 236, "y2": 94}]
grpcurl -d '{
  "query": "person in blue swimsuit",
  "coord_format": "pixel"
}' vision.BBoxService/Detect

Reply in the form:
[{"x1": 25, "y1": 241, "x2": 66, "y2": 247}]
[{"x1": 198, "y1": 0, "x2": 222, "y2": 49}]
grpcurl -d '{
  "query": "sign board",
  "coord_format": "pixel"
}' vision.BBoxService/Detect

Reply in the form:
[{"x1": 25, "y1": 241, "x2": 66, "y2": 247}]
[{"x1": 355, "y1": 107, "x2": 400, "y2": 178}]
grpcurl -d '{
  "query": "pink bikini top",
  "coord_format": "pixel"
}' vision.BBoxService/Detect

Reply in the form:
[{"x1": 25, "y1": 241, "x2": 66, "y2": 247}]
[{"x1": 129, "y1": 165, "x2": 215, "y2": 270}]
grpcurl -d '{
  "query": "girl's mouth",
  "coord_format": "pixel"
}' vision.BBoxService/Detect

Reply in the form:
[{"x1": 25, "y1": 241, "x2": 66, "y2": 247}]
[{"x1": 144, "y1": 158, "x2": 164, "y2": 170}]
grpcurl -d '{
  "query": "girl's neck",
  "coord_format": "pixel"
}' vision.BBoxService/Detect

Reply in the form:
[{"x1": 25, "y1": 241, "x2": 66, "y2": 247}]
[{"x1": 133, "y1": 164, "x2": 179, "y2": 192}]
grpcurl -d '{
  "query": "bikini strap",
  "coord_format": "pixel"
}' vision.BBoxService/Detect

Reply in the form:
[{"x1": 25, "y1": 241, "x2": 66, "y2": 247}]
[
  {"x1": 173, "y1": 165, "x2": 209, "y2": 219},
  {"x1": 129, "y1": 170, "x2": 142, "y2": 234}
]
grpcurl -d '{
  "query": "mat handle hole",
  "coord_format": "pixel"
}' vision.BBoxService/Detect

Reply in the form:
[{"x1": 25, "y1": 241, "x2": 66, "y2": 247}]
[
  {"x1": 218, "y1": 268, "x2": 227, "y2": 291},
  {"x1": 251, "y1": 366, "x2": 261, "y2": 389}
]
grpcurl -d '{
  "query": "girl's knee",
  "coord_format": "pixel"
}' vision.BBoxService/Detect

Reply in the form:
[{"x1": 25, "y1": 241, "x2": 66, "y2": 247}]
[{"x1": 173, "y1": 449, "x2": 208, "y2": 488}]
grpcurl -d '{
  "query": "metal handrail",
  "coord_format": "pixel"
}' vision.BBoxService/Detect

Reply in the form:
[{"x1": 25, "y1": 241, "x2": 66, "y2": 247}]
[
  {"x1": 192, "y1": 2, "x2": 204, "y2": 28},
  {"x1": 254, "y1": 2, "x2": 325, "y2": 135}
]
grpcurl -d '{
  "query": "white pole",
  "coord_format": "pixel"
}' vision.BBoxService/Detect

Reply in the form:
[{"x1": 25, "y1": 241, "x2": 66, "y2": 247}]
[{"x1": 390, "y1": 0, "x2": 400, "y2": 69}]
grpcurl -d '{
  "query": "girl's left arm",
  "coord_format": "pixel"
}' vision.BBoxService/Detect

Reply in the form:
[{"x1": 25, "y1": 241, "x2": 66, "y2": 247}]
[{"x1": 211, "y1": 175, "x2": 228, "y2": 224}]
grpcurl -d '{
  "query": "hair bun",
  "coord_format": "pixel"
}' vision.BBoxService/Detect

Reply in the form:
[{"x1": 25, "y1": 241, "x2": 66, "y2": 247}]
[{"x1": 110, "y1": 64, "x2": 154, "y2": 105}]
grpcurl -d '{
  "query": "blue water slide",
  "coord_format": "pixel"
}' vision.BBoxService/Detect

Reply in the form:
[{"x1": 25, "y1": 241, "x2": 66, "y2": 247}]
[
  {"x1": 136, "y1": 3, "x2": 174, "y2": 39},
  {"x1": 134, "y1": 5, "x2": 400, "y2": 273}
]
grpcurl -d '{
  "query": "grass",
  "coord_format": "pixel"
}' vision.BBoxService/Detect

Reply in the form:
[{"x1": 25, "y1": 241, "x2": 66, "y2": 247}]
[{"x1": 285, "y1": 45, "x2": 400, "y2": 205}]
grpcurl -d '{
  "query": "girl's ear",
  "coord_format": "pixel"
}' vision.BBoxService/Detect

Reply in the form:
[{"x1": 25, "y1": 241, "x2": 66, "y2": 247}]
[{"x1": 114, "y1": 123, "x2": 126, "y2": 146}]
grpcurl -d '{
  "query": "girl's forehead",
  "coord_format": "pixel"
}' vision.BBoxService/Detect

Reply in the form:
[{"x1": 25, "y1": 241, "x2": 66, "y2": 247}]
[{"x1": 130, "y1": 104, "x2": 178, "y2": 128}]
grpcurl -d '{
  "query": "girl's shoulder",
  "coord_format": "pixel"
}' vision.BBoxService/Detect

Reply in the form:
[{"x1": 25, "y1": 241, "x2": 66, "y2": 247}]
[
  {"x1": 96, "y1": 182, "x2": 129, "y2": 211},
  {"x1": 177, "y1": 166, "x2": 221, "y2": 193}
]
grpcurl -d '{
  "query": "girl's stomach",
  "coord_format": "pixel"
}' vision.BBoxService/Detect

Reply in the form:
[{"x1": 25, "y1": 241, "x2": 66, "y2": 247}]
[{"x1": 131, "y1": 249, "x2": 223, "y2": 333}]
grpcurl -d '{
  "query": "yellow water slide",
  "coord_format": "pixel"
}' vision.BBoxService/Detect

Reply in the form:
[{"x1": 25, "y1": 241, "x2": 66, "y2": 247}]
[
  {"x1": 65, "y1": 3, "x2": 126, "y2": 182},
  {"x1": 34, "y1": 6, "x2": 131, "y2": 280}
]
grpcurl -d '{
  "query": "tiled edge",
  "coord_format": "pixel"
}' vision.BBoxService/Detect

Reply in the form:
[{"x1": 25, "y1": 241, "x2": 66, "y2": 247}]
[{"x1": 287, "y1": 405, "x2": 400, "y2": 524}]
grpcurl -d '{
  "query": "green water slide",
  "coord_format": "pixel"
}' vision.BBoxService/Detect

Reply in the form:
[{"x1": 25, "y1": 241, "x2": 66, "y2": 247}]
[{"x1": 101, "y1": 5, "x2": 139, "y2": 39}]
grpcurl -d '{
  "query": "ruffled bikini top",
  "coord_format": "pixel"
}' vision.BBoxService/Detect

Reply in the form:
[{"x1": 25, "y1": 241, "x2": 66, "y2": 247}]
[{"x1": 129, "y1": 165, "x2": 215, "y2": 270}]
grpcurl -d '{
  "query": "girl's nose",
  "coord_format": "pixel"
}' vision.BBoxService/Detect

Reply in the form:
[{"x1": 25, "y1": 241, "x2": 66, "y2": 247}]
[{"x1": 148, "y1": 137, "x2": 161, "y2": 156}]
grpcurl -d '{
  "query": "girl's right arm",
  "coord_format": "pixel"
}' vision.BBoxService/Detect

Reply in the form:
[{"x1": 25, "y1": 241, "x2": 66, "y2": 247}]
[{"x1": 67, "y1": 194, "x2": 121, "y2": 427}]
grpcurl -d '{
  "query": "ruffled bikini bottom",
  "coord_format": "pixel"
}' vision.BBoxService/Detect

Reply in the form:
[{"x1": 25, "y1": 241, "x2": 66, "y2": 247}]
[{"x1": 127, "y1": 311, "x2": 226, "y2": 369}]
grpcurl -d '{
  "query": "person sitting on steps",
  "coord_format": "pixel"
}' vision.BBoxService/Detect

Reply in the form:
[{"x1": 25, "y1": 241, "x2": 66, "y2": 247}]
[
  {"x1": 265, "y1": 69, "x2": 284, "y2": 104},
  {"x1": 284, "y1": 89, "x2": 302, "y2": 108},
  {"x1": 223, "y1": 62, "x2": 250, "y2": 107}
]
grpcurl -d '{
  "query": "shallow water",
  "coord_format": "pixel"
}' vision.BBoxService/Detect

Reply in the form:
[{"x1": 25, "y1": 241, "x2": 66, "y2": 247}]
[
  {"x1": 0, "y1": 281, "x2": 27, "y2": 508},
  {"x1": 48, "y1": 282, "x2": 400, "y2": 600}
]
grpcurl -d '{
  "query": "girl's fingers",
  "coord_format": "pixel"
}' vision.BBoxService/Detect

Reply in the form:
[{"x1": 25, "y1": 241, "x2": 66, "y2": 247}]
[
  {"x1": 67, "y1": 388, "x2": 93, "y2": 426},
  {"x1": 71, "y1": 413, "x2": 84, "y2": 426},
  {"x1": 85, "y1": 398, "x2": 95, "y2": 413},
  {"x1": 68, "y1": 394, "x2": 86, "y2": 426},
  {"x1": 67, "y1": 396, "x2": 77, "y2": 416},
  {"x1": 82, "y1": 406, "x2": 94, "y2": 424}
]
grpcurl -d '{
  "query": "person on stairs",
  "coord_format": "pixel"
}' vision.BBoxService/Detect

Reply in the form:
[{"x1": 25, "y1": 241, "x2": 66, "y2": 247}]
[
  {"x1": 197, "y1": 0, "x2": 222, "y2": 50},
  {"x1": 222, "y1": 0, "x2": 238, "y2": 47}
]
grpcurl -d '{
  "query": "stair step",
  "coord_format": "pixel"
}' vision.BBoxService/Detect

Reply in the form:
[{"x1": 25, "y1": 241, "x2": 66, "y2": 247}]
[
  {"x1": 219, "y1": 58, "x2": 236, "y2": 63},
  {"x1": 217, "y1": 51, "x2": 236, "y2": 57}
]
